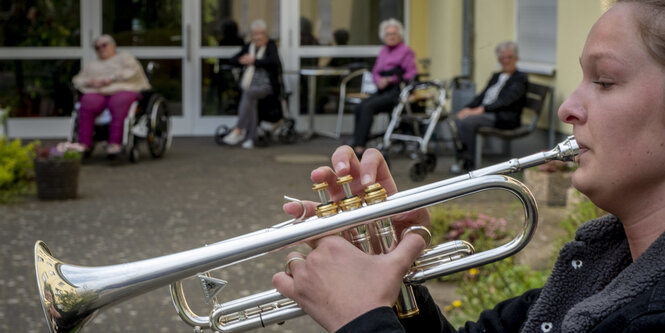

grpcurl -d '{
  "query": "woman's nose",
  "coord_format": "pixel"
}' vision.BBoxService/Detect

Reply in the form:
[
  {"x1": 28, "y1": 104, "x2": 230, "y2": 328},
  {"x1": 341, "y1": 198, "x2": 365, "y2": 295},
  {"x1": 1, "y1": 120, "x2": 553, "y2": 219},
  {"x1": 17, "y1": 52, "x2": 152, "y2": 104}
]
[{"x1": 558, "y1": 87, "x2": 586, "y2": 124}]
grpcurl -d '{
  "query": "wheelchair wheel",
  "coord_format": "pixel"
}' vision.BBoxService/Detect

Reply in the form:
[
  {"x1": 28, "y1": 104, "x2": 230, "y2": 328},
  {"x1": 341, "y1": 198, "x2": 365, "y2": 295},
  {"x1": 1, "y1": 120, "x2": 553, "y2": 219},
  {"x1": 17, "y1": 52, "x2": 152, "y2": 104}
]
[
  {"x1": 409, "y1": 160, "x2": 428, "y2": 182},
  {"x1": 128, "y1": 145, "x2": 140, "y2": 163},
  {"x1": 214, "y1": 125, "x2": 231, "y2": 145},
  {"x1": 147, "y1": 95, "x2": 170, "y2": 158}
]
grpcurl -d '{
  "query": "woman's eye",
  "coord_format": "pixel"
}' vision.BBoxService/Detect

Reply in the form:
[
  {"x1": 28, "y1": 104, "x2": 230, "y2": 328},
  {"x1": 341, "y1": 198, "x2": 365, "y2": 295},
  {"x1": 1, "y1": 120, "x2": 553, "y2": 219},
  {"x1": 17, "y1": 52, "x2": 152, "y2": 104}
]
[{"x1": 592, "y1": 81, "x2": 614, "y2": 89}]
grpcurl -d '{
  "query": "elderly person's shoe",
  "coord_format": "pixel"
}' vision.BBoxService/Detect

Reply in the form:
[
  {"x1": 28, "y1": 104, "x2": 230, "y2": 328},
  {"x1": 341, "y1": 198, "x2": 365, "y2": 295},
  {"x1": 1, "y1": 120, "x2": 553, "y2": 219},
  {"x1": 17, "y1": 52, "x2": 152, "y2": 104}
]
[
  {"x1": 222, "y1": 130, "x2": 246, "y2": 145},
  {"x1": 449, "y1": 159, "x2": 471, "y2": 174},
  {"x1": 241, "y1": 139, "x2": 254, "y2": 149}
]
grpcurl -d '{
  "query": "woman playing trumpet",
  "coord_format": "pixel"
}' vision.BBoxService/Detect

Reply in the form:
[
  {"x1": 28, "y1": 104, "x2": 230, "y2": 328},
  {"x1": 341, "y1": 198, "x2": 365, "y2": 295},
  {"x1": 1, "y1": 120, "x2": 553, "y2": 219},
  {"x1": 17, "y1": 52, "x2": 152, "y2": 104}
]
[{"x1": 273, "y1": 0, "x2": 665, "y2": 331}]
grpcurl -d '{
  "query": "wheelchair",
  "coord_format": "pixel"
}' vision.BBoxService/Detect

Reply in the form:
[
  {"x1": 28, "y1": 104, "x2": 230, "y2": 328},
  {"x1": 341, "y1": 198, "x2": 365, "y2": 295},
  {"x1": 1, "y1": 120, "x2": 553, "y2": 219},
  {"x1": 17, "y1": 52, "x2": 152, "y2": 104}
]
[
  {"x1": 68, "y1": 62, "x2": 172, "y2": 163},
  {"x1": 214, "y1": 88, "x2": 297, "y2": 147}
]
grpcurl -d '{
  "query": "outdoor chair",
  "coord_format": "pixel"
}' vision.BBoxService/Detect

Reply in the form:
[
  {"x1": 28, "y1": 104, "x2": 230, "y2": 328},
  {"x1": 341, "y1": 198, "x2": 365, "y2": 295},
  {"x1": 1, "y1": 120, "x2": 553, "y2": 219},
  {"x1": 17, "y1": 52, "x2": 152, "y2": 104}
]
[{"x1": 474, "y1": 82, "x2": 552, "y2": 169}]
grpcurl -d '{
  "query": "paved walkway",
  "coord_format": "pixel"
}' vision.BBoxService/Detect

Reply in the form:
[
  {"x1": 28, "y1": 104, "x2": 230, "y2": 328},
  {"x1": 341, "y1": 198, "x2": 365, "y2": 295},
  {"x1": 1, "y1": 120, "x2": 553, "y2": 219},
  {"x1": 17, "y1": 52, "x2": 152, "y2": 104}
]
[{"x1": 0, "y1": 136, "x2": 568, "y2": 332}]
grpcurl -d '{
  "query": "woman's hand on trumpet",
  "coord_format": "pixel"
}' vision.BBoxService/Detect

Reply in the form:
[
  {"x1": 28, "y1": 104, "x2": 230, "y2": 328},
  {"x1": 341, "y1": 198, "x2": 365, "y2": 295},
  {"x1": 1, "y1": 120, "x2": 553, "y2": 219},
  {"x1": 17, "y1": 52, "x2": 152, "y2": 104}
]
[
  {"x1": 282, "y1": 146, "x2": 430, "y2": 237},
  {"x1": 273, "y1": 232, "x2": 427, "y2": 332},
  {"x1": 275, "y1": 145, "x2": 431, "y2": 331}
]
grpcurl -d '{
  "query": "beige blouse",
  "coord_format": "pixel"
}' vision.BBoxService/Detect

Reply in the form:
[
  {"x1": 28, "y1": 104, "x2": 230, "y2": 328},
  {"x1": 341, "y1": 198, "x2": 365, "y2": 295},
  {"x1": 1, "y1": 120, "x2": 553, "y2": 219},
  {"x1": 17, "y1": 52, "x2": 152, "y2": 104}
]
[{"x1": 72, "y1": 51, "x2": 151, "y2": 95}]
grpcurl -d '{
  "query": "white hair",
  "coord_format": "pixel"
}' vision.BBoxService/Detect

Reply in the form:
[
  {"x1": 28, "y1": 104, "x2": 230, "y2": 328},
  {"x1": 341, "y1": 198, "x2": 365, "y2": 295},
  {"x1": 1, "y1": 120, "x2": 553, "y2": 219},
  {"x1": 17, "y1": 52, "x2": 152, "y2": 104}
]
[
  {"x1": 495, "y1": 41, "x2": 519, "y2": 58},
  {"x1": 94, "y1": 34, "x2": 116, "y2": 48},
  {"x1": 379, "y1": 18, "x2": 404, "y2": 42},
  {"x1": 251, "y1": 19, "x2": 267, "y2": 32}
]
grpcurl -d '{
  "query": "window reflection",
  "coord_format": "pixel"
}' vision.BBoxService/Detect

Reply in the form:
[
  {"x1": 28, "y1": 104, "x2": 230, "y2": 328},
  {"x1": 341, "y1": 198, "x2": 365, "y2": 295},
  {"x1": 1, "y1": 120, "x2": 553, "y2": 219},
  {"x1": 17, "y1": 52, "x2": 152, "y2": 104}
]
[
  {"x1": 138, "y1": 59, "x2": 182, "y2": 116},
  {"x1": 300, "y1": 0, "x2": 403, "y2": 46},
  {"x1": 299, "y1": 57, "x2": 375, "y2": 115},
  {"x1": 201, "y1": 58, "x2": 240, "y2": 116},
  {"x1": 0, "y1": 59, "x2": 79, "y2": 117},
  {"x1": 201, "y1": 0, "x2": 280, "y2": 47},
  {"x1": 103, "y1": 0, "x2": 182, "y2": 46},
  {"x1": 0, "y1": 0, "x2": 80, "y2": 47}
]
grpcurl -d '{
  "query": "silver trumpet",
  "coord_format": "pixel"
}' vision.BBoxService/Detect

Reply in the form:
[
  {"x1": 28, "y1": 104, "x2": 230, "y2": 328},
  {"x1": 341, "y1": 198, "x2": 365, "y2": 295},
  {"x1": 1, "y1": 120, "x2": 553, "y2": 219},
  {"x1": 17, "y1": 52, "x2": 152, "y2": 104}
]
[{"x1": 34, "y1": 136, "x2": 579, "y2": 333}]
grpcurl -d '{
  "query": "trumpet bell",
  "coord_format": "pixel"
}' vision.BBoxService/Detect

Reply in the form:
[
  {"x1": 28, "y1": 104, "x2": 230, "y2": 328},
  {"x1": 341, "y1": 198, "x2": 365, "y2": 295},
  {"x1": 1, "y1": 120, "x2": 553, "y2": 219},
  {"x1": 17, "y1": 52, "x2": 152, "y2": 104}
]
[{"x1": 35, "y1": 241, "x2": 94, "y2": 333}]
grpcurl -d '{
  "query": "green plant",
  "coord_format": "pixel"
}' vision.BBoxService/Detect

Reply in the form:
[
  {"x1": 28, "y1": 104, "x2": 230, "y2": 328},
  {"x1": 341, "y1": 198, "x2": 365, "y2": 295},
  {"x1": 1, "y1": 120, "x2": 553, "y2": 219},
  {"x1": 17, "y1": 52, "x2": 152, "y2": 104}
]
[
  {"x1": 0, "y1": 137, "x2": 37, "y2": 202},
  {"x1": 434, "y1": 188, "x2": 605, "y2": 328},
  {"x1": 442, "y1": 257, "x2": 549, "y2": 327},
  {"x1": 429, "y1": 206, "x2": 546, "y2": 326}
]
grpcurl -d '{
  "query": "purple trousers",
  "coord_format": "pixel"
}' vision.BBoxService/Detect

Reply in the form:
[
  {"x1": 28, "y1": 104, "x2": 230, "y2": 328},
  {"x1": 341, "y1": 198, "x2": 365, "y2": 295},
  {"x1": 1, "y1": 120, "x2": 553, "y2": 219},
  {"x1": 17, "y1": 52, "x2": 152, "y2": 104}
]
[{"x1": 78, "y1": 91, "x2": 141, "y2": 147}]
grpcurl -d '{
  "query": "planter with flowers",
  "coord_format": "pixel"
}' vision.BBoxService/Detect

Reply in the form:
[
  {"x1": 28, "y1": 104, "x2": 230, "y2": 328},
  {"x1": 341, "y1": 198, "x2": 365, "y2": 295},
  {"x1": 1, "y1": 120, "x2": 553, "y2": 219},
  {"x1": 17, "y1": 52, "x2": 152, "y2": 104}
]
[
  {"x1": 524, "y1": 159, "x2": 576, "y2": 206},
  {"x1": 34, "y1": 142, "x2": 85, "y2": 200}
]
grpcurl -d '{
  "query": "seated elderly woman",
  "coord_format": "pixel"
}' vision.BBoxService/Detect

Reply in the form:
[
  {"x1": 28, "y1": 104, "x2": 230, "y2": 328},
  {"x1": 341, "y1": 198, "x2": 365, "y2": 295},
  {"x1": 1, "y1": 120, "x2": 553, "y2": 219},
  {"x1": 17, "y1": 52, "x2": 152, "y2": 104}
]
[
  {"x1": 222, "y1": 19, "x2": 283, "y2": 149},
  {"x1": 72, "y1": 34, "x2": 151, "y2": 157},
  {"x1": 351, "y1": 18, "x2": 418, "y2": 158},
  {"x1": 451, "y1": 41, "x2": 528, "y2": 173}
]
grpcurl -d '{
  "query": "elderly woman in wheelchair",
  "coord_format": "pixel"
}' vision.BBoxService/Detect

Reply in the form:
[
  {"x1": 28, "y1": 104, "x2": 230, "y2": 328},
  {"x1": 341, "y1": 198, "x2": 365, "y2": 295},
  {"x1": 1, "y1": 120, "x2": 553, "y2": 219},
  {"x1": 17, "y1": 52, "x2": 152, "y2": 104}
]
[{"x1": 71, "y1": 34, "x2": 170, "y2": 162}]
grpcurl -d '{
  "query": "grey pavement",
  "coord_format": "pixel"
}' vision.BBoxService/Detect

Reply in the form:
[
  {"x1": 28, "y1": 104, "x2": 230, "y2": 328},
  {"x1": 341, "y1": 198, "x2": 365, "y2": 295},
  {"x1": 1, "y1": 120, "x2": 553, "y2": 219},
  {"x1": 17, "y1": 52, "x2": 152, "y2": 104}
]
[
  {"x1": 0, "y1": 135, "x2": 567, "y2": 333},
  {"x1": 0, "y1": 136, "x2": 464, "y2": 333}
]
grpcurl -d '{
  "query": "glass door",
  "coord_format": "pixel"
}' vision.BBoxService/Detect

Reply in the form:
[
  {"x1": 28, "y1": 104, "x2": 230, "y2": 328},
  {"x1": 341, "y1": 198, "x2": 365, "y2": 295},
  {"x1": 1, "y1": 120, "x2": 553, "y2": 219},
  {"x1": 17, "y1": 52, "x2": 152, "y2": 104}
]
[{"x1": 193, "y1": 0, "x2": 281, "y2": 135}]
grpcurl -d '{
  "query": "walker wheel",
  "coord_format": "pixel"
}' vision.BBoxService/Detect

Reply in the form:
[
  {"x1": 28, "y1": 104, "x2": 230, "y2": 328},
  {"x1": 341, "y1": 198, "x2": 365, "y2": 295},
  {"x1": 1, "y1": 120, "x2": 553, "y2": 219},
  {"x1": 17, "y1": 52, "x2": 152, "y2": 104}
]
[
  {"x1": 425, "y1": 153, "x2": 437, "y2": 172},
  {"x1": 409, "y1": 160, "x2": 427, "y2": 182},
  {"x1": 277, "y1": 127, "x2": 298, "y2": 144}
]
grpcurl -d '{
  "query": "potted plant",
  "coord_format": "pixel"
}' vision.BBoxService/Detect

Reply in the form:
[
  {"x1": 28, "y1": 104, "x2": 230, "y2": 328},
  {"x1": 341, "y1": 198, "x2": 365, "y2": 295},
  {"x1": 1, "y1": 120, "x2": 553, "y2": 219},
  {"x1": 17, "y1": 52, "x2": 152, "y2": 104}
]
[{"x1": 34, "y1": 142, "x2": 85, "y2": 200}]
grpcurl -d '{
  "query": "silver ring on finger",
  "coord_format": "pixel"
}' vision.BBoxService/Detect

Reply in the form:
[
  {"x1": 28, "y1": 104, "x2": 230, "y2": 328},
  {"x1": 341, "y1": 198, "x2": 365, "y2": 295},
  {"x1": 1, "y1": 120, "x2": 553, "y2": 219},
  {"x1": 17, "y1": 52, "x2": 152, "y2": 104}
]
[{"x1": 284, "y1": 256, "x2": 306, "y2": 276}]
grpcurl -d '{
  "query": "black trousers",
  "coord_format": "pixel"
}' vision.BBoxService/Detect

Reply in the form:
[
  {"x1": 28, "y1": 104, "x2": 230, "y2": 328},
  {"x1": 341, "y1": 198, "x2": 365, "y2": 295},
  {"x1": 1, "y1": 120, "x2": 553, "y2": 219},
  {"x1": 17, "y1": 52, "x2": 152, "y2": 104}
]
[{"x1": 352, "y1": 85, "x2": 400, "y2": 148}]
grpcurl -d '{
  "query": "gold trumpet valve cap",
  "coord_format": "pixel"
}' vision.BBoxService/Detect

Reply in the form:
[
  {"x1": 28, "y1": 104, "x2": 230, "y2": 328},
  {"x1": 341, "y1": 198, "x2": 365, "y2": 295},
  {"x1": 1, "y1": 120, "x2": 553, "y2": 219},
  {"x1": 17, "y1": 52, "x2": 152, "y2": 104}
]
[
  {"x1": 315, "y1": 202, "x2": 339, "y2": 218},
  {"x1": 364, "y1": 183, "x2": 388, "y2": 205},
  {"x1": 336, "y1": 175, "x2": 354, "y2": 198},
  {"x1": 339, "y1": 195, "x2": 363, "y2": 211}
]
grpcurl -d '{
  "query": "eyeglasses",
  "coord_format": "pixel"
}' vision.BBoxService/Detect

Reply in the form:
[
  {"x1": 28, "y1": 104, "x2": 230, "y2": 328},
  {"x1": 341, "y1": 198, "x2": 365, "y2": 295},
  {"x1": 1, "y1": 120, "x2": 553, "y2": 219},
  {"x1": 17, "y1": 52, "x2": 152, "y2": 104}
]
[{"x1": 95, "y1": 43, "x2": 107, "y2": 51}]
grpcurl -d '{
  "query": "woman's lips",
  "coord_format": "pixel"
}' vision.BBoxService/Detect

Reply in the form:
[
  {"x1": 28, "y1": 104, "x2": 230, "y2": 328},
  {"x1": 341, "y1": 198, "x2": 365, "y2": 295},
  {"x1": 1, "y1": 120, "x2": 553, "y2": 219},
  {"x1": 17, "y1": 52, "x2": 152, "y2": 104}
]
[{"x1": 574, "y1": 143, "x2": 588, "y2": 163}]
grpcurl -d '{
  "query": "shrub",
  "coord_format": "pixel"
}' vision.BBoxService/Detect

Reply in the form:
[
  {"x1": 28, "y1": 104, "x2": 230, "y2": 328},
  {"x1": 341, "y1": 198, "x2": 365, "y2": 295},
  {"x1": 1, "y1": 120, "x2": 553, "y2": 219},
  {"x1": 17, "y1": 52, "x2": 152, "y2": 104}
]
[{"x1": 0, "y1": 137, "x2": 37, "y2": 202}]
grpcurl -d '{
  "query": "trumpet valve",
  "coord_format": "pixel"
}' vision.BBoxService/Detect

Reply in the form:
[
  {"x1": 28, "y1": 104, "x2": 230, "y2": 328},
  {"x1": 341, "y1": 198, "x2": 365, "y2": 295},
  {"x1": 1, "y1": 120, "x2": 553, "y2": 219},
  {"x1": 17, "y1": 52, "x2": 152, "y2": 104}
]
[
  {"x1": 336, "y1": 175, "x2": 363, "y2": 212},
  {"x1": 336, "y1": 175, "x2": 355, "y2": 198},
  {"x1": 312, "y1": 182, "x2": 331, "y2": 204},
  {"x1": 312, "y1": 182, "x2": 339, "y2": 218}
]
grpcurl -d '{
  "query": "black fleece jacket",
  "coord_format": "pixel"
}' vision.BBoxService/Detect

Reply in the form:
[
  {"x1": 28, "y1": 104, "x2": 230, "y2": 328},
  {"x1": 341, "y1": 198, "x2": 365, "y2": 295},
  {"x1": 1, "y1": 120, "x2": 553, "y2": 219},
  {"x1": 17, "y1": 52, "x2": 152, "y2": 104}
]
[{"x1": 338, "y1": 215, "x2": 665, "y2": 333}]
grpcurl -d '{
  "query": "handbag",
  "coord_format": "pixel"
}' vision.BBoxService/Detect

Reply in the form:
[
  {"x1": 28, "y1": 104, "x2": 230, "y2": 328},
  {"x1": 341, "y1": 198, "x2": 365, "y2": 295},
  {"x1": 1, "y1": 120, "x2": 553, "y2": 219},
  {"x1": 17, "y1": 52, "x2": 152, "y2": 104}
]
[{"x1": 250, "y1": 67, "x2": 272, "y2": 92}]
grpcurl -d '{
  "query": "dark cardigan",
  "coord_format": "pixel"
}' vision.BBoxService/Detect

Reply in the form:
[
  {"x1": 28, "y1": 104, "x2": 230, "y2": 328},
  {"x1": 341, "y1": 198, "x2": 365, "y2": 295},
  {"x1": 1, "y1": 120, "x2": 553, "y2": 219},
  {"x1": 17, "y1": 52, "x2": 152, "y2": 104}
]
[
  {"x1": 229, "y1": 39, "x2": 282, "y2": 97},
  {"x1": 465, "y1": 71, "x2": 528, "y2": 129}
]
